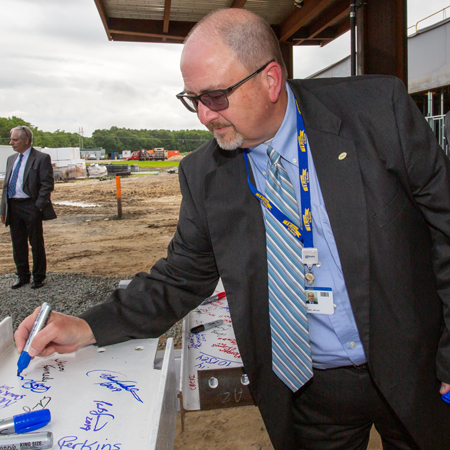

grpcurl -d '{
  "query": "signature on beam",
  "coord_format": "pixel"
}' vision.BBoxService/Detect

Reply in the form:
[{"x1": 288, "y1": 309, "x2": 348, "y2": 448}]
[
  {"x1": 23, "y1": 396, "x2": 51, "y2": 413},
  {"x1": 80, "y1": 400, "x2": 114, "y2": 432},
  {"x1": 86, "y1": 370, "x2": 143, "y2": 403}
]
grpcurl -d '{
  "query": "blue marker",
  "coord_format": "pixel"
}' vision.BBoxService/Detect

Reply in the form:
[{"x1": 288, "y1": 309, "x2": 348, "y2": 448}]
[
  {"x1": 17, "y1": 302, "x2": 52, "y2": 376},
  {"x1": 442, "y1": 391, "x2": 450, "y2": 403},
  {"x1": 0, "y1": 410, "x2": 51, "y2": 434}
]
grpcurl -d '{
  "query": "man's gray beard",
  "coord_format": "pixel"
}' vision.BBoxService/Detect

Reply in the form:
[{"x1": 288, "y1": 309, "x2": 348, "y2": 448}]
[{"x1": 215, "y1": 130, "x2": 245, "y2": 151}]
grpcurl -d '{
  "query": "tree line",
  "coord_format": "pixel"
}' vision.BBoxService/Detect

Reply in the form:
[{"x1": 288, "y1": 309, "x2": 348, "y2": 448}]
[{"x1": 0, "y1": 117, "x2": 213, "y2": 153}]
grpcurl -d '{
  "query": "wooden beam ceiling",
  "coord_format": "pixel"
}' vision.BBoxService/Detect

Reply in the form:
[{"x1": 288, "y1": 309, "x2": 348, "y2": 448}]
[
  {"x1": 288, "y1": 0, "x2": 350, "y2": 45},
  {"x1": 94, "y1": 0, "x2": 351, "y2": 47},
  {"x1": 92, "y1": 0, "x2": 408, "y2": 88}
]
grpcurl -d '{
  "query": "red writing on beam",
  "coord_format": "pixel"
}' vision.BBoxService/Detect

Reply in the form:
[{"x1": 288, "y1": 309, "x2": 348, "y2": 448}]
[
  {"x1": 189, "y1": 374, "x2": 197, "y2": 391},
  {"x1": 212, "y1": 342, "x2": 241, "y2": 359}
]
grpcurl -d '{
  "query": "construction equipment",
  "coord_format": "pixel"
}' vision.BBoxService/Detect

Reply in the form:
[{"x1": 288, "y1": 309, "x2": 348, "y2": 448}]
[
  {"x1": 126, "y1": 149, "x2": 151, "y2": 161},
  {"x1": 148, "y1": 148, "x2": 165, "y2": 160},
  {"x1": 126, "y1": 148, "x2": 166, "y2": 161}
]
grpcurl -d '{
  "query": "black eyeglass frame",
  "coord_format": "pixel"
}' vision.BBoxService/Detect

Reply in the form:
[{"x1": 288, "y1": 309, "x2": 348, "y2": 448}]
[{"x1": 176, "y1": 59, "x2": 275, "y2": 113}]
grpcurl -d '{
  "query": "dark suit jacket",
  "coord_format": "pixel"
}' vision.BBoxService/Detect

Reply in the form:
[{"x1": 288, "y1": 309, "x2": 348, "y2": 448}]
[
  {"x1": 81, "y1": 76, "x2": 450, "y2": 450},
  {"x1": 1, "y1": 147, "x2": 56, "y2": 225}
]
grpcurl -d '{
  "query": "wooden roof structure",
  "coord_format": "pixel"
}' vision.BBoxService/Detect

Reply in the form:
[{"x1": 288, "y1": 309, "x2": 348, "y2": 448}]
[
  {"x1": 93, "y1": 0, "x2": 351, "y2": 47},
  {"x1": 93, "y1": 0, "x2": 408, "y2": 83}
]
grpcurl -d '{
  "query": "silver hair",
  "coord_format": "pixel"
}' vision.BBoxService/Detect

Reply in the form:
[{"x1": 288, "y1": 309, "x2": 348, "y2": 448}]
[
  {"x1": 186, "y1": 9, "x2": 288, "y2": 79},
  {"x1": 10, "y1": 125, "x2": 33, "y2": 144}
]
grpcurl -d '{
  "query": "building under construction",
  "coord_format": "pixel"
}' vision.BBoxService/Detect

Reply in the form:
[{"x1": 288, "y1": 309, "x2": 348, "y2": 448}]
[{"x1": 309, "y1": 7, "x2": 450, "y2": 154}]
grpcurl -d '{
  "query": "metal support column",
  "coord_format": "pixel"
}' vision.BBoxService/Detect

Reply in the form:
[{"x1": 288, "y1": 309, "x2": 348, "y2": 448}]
[
  {"x1": 428, "y1": 91, "x2": 433, "y2": 117},
  {"x1": 350, "y1": 2, "x2": 356, "y2": 76}
]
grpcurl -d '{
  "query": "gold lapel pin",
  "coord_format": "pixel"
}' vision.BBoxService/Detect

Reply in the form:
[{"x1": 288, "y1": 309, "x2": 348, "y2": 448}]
[{"x1": 338, "y1": 152, "x2": 347, "y2": 160}]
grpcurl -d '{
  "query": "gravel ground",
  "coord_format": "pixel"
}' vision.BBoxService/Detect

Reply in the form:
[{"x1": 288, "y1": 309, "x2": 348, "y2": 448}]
[{"x1": 0, "y1": 272, "x2": 182, "y2": 349}]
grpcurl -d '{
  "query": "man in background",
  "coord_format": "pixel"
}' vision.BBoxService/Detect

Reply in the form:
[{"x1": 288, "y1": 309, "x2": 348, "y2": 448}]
[{"x1": 0, "y1": 126, "x2": 56, "y2": 289}]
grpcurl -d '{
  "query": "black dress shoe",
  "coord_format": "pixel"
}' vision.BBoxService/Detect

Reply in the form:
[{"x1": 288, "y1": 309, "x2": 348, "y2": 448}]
[
  {"x1": 31, "y1": 280, "x2": 44, "y2": 289},
  {"x1": 11, "y1": 279, "x2": 30, "y2": 289}
]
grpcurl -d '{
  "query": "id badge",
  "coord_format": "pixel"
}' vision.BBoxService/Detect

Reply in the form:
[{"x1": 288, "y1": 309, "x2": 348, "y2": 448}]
[{"x1": 305, "y1": 288, "x2": 334, "y2": 315}]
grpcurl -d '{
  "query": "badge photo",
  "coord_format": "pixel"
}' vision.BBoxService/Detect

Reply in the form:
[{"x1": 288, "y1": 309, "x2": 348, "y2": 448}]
[{"x1": 305, "y1": 288, "x2": 334, "y2": 315}]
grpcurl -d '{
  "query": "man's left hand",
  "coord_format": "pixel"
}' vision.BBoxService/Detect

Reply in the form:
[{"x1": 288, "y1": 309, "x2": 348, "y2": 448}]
[
  {"x1": 0, "y1": 215, "x2": 5, "y2": 224},
  {"x1": 440, "y1": 382, "x2": 450, "y2": 395}
]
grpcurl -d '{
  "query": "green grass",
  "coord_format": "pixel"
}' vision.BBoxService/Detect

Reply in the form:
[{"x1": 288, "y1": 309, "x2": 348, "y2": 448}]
[{"x1": 94, "y1": 160, "x2": 180, "y2": 168}]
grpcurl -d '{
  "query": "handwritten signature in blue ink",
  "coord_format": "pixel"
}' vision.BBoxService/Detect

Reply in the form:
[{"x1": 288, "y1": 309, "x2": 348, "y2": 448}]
[
  {"x1": 187, "y1": 333, "x2": 206, "y2": 350},
  {"x1": 0, "y1": 385, "x2": 26, "y2": 410},
  {"x1": 21, "y1": 379, "x2": 50, "y2": 394},
  {"x1": 86, "y1": 371, "x2": 143, "y2": 403},
  {"x1": 195, "y1": 352, "x2": 242, "y2": 370},
  {"x1": 57, "y1": 436, "x2": 122, "y2": 449},
  {"x1": 80, "y1": 401, "x2": 114, "y2": 432}
]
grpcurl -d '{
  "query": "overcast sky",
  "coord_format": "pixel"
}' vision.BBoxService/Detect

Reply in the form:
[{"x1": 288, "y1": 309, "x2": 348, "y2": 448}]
[{"x1": 0, "y1": 0, "x2": 447, "y2": 137}]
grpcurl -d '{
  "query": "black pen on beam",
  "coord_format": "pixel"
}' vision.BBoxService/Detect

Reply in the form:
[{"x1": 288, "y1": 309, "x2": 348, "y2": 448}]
[{"x1": 190, "y1": 319, "x2": 224, "y2": 334}]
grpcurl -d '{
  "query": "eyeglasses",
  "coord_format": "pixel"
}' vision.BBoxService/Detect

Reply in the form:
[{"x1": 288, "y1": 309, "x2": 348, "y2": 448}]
[
  {"x1": 176, "y1": 59, "x2": 275, "y2": 113},
  {"x1": 15, "y1": 125, "x2": 29, "y2": 141}
]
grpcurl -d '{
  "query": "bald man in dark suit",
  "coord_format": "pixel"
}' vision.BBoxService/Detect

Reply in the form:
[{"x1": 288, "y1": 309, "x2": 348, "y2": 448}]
[{"x1": 14, "y1": 9, "x2": 450, "y2": 450}]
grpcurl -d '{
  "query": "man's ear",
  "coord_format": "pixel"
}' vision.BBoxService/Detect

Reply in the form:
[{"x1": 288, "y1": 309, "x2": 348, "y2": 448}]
[{"x1": 265, "y1": 62, "x2": 284, "y2": 103}]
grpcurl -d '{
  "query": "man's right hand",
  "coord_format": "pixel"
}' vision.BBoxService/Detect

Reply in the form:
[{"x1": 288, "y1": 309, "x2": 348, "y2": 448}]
[
  {"x1": 14, "y1": 309, "x2": 96, "y2": 358},
  {"x1": 0, "y1": 215, "x2": 5, "y2": 224}
]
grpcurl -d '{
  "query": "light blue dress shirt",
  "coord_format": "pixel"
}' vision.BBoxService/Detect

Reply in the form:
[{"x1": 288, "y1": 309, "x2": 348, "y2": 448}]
[
  {"x1": 246, "y1": 84, "x2": 366, "y2": 368},
  {"x1": 10, "y1": 147, "x2": 31, "y2": 199}
]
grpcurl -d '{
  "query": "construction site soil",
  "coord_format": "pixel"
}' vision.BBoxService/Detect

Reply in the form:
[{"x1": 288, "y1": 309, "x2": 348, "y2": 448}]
[{"x1": 0, "y1": 166, "x2": 381, "y2": 449}]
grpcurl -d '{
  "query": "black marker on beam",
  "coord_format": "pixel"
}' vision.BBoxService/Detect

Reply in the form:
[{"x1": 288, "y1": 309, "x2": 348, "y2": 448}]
[{"x1": 190, "y1": 319, "x2": 224, "y2": 334}]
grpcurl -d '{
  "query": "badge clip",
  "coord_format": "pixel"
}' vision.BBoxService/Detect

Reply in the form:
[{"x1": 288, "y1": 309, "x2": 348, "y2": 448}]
[{"x1": 301, "y1": 247, "x2": 318, "y2": 267}]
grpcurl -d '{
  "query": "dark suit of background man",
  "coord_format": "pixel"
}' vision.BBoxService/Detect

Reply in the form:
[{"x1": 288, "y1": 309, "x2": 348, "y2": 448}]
[
  {"x1": 15, "y1": 8, "x2": 450, "y2": 450},
  {"x1": 0, "y1": 126, "x2": 56, "y2": 289}
]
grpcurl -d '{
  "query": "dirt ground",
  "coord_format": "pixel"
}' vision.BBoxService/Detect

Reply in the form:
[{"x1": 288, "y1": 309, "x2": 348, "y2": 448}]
[
  {"x1": 0, "y1": 170, "x2": 181, "y2": 277},
  {"x1": 0, "y1": 167, "x2": 382, "y2": 449}
]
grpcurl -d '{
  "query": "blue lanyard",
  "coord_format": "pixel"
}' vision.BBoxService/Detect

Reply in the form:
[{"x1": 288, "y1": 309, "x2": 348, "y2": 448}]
[
  {"x1": 295, "y1": 100, "x2": 313, "y2": 248},
  {"x1": 243, "y1": 100, "x2": 313, "y2": 248}
]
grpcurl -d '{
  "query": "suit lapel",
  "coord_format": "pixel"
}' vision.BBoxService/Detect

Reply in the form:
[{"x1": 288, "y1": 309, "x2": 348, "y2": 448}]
[
  {"x1": 203, "y1": 148, "x2": 272, "y2": 367},
  {"x1": 289, "y1": 80, "x2": 370, "y2": 351},
  {"x1": 22, "y1": 147, "x2": 35, "y2": 187}
]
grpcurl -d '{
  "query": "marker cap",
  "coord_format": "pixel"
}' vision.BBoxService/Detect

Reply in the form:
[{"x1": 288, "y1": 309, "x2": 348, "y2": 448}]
[
  {"x1": 14, "y1": 410, "x2": 51, "y2": 433},
  {"x1": 442, "y1": 392, "x2": 450, "y2": 404}
]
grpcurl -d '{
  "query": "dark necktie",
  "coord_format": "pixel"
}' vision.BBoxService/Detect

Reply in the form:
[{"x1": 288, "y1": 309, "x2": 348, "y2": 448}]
[
  {"x1": 264, "y1": 146, "x2": 313, "y2": 391},
  {"x1": 8, "y1": 154, "x2": 24, "y2": 199}
]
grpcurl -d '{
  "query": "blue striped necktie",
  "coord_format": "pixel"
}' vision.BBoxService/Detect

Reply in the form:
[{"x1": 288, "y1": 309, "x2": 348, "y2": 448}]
[
  {"x1": 8, "y1": 153, "x2": 24, "y2": 198},
  {"x1": 265, "y1": 146, "x2": 313, "y2": 391}
]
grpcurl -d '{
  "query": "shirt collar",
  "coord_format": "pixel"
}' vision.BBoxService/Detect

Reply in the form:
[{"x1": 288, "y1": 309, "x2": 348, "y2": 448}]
[
  {"x1": 247, "y1": 83, "x2": 298, "y2": 175},
  {"x1": 271, "y1": 83, "x2": 298, "y2": 166}
]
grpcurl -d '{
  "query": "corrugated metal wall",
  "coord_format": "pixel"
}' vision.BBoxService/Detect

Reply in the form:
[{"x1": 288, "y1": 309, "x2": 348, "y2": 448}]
[{"x1": 309, "y1": 18, "x2": 450, "y2": 96}]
